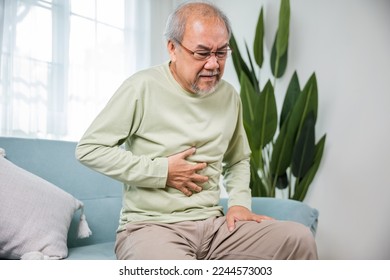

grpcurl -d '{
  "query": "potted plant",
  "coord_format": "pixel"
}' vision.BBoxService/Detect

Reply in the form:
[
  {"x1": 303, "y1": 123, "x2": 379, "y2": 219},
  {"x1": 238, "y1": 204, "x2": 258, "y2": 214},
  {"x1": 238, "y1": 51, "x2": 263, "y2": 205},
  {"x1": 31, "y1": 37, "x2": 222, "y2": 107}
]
[{"x1": 229, "y1": 0, "x2": 326, "y2": 201}]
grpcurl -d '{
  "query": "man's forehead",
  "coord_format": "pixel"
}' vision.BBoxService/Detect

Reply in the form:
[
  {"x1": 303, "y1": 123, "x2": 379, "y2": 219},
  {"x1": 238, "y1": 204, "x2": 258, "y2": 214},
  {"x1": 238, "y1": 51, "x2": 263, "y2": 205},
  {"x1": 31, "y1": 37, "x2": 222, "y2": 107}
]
[
  {"x1": 183, "y1": 17, "x2": 229, "y2": 46},
  {"x1": 185, "y1": 16, "x2": 227, "y2": 32}
]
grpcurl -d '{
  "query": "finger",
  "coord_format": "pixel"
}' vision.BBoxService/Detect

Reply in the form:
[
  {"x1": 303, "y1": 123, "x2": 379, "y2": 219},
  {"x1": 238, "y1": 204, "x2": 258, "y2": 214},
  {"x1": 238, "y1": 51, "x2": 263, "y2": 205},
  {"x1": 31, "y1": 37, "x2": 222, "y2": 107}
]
[
  {"x1": 191, "y1": 172, "x2": 208, "y2": 183},
  {"x1": 252, "y1": 214, "x2": 274, "y2": 223},
  {"x1": 178, "y1": 186, "x2": 193, "y2": 197},
  {"x1": 186, "y1": 182, "x2": 202, "y2": 193},
  {"x1": 179, "y1": 147, "x2": 197, "y2": 159},
  {"x1": 263, "y1": 215, "x2": 274, "y2": 220},
  {"x1": 226, "y1": 215, "x2": 236, "y2": 232},
  {"x1": 193, "y1": 162, "x2": 207, "y2": 172},
  {"x1": 260, "y1": 215, "x2": 274, "y2": 221}
]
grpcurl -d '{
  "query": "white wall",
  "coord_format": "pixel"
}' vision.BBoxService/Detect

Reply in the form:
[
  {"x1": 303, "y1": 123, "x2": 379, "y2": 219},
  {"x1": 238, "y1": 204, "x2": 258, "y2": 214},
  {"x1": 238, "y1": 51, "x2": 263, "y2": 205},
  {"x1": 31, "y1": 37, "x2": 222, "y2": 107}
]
[{"x1": 212, "y1": 0, "x2": 390, "y2": 259}]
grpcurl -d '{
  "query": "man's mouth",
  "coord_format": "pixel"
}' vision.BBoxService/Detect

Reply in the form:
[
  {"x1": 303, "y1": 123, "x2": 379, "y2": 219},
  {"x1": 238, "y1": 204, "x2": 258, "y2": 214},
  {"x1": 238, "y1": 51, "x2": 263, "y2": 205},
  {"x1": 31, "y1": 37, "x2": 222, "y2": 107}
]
[
  {"x1": 199, "y1": 71, "x2": 220, "y2": 79},
  {"x1": 200, "y1": 76, "x2": 217, "y2": 81}
]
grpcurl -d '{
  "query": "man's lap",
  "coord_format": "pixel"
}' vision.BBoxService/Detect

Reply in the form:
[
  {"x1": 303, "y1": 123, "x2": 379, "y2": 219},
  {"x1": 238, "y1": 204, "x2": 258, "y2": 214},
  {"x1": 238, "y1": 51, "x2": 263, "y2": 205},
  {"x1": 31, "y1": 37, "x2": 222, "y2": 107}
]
[{"x1": 115, "y1": 217, "x2": 318, "y2": 260}]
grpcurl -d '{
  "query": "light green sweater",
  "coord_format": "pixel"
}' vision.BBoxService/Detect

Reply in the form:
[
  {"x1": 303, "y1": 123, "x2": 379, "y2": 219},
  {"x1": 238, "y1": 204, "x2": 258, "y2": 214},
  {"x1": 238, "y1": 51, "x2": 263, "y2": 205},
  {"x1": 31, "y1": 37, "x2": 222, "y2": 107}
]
[{"x1": 76, "y1": 62, "x2": 252, "y2": 231}]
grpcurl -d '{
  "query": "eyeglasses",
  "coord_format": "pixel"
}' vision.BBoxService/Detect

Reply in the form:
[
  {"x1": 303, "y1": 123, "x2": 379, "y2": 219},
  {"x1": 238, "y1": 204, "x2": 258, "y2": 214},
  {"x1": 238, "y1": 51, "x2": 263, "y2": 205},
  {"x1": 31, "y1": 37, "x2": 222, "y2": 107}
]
[{"x1": 175, "y1": 40, "x2": 232, "y2": 61}]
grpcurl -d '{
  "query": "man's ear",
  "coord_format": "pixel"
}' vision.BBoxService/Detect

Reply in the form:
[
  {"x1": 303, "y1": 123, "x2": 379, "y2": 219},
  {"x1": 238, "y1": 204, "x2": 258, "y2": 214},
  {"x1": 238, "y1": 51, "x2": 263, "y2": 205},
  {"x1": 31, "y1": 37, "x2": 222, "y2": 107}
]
[{"x1": 167, "y1": 40, "x2": 177, "y2": 62}]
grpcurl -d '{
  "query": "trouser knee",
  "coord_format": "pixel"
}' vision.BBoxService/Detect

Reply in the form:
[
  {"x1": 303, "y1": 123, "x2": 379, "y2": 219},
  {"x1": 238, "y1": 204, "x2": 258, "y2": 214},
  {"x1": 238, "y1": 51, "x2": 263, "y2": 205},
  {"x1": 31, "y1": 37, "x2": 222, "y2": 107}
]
[{"x1": 280, "y1": 221, "x2": 318, "y2": 259}]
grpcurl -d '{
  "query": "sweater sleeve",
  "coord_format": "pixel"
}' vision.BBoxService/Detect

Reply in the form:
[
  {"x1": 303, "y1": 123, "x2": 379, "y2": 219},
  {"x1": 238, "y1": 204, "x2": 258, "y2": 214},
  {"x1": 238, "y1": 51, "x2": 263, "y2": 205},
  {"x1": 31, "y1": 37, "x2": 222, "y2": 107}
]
[
  {"x1": 222, "y1": 97, "x2": 252, "y2": 210},
  {"x1": 75, "y1": 80, "x2": 168, "y2": 188}
]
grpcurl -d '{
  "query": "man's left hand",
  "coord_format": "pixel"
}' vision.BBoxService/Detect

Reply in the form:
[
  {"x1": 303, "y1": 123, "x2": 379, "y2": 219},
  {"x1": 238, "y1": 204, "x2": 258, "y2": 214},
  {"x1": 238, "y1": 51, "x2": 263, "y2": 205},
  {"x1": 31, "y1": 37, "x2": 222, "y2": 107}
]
[{"x1": 226, "y1": 205, "x2": 274, "y2": 232}]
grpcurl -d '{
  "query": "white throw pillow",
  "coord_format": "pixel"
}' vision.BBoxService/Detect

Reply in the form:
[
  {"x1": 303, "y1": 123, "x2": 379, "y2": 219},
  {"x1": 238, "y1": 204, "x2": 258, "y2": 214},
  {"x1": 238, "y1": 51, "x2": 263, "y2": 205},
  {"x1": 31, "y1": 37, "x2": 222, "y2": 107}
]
[{"x1": 0, "y1": 153, "x2": 90, "y2": 259}]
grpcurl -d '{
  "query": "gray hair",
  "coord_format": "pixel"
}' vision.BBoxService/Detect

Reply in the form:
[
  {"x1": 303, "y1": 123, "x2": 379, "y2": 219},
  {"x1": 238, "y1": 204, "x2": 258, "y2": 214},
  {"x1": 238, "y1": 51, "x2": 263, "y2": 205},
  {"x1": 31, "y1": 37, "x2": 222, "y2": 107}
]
[{"x1": 164, "y1": 1, "x2": 232, "y2": 43}]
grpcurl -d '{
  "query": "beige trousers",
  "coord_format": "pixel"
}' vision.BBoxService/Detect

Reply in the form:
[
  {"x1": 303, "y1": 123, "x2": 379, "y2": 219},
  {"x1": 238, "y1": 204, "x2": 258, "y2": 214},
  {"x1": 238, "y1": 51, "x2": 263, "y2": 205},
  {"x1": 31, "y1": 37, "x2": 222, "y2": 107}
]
[{"x1": 115, "y1": 216, "x2": 318, "y2": 260}]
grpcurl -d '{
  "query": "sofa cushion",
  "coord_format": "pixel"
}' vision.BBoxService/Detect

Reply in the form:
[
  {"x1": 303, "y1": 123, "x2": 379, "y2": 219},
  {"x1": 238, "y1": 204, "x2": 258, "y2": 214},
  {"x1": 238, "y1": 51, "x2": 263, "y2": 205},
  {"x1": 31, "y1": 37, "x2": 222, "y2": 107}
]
[
  {"x1": 0, "y1": 152, "x2": 89, "y2": 259},
  {"x1": 66, "y1": 242, "x2": 116, "y2": 260}
]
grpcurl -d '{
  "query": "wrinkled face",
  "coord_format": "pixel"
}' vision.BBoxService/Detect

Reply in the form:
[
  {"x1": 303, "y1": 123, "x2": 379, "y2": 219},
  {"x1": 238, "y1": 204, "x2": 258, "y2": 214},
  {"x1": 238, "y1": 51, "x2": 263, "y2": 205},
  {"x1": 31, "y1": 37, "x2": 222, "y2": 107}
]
[{"x1": 168, "y1": 16, "x2": 229, "y2": 95}]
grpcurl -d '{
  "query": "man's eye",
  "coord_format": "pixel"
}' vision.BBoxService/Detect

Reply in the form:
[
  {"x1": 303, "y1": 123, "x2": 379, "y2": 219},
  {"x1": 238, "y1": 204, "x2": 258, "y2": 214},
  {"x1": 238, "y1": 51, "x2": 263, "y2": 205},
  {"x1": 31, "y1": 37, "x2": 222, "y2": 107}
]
[
  {"x1": 195, "y1": 52, "x2": 210, "y2": 58},
  {"x1": 216, "y1": 51, "x2": 227, "y2": 58}
]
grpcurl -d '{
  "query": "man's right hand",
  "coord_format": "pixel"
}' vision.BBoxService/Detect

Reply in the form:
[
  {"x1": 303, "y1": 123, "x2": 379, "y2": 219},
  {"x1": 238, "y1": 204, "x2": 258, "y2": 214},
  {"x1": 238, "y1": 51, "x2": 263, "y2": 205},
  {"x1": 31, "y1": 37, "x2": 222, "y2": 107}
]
[{"x1": 166, "y1": 147, "x2": 208, "y2": 196}]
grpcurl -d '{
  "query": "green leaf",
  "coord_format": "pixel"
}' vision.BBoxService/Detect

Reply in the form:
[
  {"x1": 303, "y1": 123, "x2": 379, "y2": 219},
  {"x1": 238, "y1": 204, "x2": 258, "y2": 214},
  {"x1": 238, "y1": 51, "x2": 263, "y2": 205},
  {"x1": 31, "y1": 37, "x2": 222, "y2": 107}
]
[
  {"x1": 270, "y1": 31, "x2": 289, "y2": 78},
  {"x1": 286, "y1": 73, "x2": 318, "y2": 143},
  {"x1": 249, "y1": 159, "x2": 269, "y2": 197},
  {"x1": 280, "y1": 71, "x2": 300, "y2": 128},
  {"x1": 271, "y1": 0, "x2": 290, "y2": 78},
  {"x1": 253, "y1": 7, "x2": 264, "y2": 68},
  {"x1": 276, "y1": 0, "x2": 290, "y2": 58},
  {"x1": 291, "y1": 111, "x2": 316, "y2": 178},
  {"x1": 244, "y1": 41, "x2": 260, "y2": 92},
  {"x1": 239, "y1": 72, "x2": 258, "y2": 151},
  {"x1": 250, "y1": 147, "x2": 261, "y2": 170},
  {"x1": 292, "y1": 134, "x2": 326, "y2": 201},
  {"x1": 253, "y1": 80, "x2": 277, "y2": 150},
  {"x1": 240, "y1": 72, "x2": 258, "y2": 124},
  {"x1": 270, "y1": 119, "x2": 294, "y2": 177},
  {"x1": 229, "y1": 33, "x2": 252, "y2": 83}
]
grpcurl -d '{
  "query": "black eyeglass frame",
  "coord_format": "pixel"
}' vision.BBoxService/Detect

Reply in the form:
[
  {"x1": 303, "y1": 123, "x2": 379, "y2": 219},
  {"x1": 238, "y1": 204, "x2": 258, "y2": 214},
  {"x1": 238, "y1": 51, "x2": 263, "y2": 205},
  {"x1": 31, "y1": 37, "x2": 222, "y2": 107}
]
[{"x1": 174, "y1": 40, "x2": 232, "y2": 61}]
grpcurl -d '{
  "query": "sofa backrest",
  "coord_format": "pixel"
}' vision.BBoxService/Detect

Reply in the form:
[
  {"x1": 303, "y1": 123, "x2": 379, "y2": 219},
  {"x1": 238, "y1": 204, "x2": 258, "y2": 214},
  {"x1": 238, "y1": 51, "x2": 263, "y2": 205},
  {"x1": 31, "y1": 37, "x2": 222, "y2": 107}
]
[{"x1": 0, "y1": 137, "x2": 123, "y2": 248}]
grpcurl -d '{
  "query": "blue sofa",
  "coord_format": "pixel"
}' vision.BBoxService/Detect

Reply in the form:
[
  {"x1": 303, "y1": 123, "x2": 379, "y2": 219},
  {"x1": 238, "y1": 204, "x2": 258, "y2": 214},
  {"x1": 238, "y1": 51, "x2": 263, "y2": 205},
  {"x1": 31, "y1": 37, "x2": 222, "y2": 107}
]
[{"x1": 0, "y1": 137, "x2": 319, "y2": 260}]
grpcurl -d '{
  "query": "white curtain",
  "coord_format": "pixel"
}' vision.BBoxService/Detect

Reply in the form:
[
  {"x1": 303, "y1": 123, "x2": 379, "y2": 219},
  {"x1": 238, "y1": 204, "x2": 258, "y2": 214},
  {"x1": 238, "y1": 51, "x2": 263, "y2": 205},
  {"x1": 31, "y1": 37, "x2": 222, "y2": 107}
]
[{"x1": 0, "y1": 0, "x2": 173, "y2": 141}]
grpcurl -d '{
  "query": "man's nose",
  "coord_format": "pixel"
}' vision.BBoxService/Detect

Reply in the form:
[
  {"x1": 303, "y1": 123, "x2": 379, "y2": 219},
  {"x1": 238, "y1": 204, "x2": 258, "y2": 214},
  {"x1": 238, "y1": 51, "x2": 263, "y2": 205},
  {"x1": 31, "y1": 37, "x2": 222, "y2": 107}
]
[{"x1": 204, "y1": 54, "x2": 220, "y2": 69}]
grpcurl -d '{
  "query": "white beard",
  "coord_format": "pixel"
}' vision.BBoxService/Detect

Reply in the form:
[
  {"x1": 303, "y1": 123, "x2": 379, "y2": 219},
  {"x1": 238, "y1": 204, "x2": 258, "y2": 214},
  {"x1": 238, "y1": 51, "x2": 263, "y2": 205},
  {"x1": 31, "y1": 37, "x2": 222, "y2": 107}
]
[
  {"x1": 191, "y1": 72, "x2": 220, "y2": 97},
  {"x1": 191, "y1": 84, "x2": 218, "y2": 97}
]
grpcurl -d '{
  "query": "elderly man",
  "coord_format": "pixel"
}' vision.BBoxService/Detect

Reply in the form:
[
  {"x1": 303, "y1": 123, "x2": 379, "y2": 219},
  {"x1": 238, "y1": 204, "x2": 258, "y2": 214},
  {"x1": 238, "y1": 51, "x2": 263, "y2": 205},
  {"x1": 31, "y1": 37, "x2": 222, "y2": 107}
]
[{"x1": 76, "y1": 1, "x2": 318, "y2": 260}]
